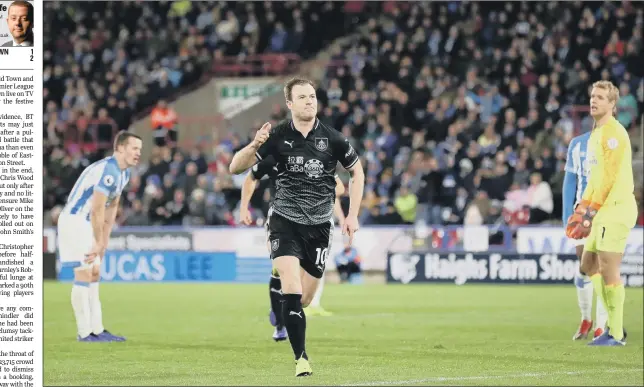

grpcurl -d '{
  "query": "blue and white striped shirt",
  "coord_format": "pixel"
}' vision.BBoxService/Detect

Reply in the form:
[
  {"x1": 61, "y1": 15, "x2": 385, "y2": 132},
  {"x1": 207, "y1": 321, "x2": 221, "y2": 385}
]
[
  {"x1": 562, "y1": 132, "x2": 591, "y2": 223},
  {"x1": 62, "y1": 156, "x2": 130, "y2": 222}
]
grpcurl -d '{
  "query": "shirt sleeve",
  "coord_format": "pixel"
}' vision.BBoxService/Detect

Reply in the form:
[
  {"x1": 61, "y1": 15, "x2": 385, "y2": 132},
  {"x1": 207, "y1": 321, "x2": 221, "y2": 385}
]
[
  {"x1": 332, "y1": 134, "x2": 360, "y2": 170},
  {"x1": 255, "y1": 128, "x2": 278, "y2": 161},
  {"x1": 562, "y1": 140, "x2": 577, "y2": 221},
  {"x1": 251, "y1": 156, "x2": 277, "y2": 180},
  {"x1": 564, "y1": 139, "x2": 576, "y2": 174},
  {"x1": 589, "y1": 127, "x2": 627, "y2": 206},
  {"x1": 95, "y1": 163, "x2": 120, "y2": 196}
]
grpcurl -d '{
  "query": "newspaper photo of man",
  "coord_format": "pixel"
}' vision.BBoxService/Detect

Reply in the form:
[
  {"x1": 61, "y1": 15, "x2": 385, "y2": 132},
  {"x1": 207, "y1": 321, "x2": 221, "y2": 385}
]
[{"x1": 2, "y1": 0, "x2": 33, "y2": 47}]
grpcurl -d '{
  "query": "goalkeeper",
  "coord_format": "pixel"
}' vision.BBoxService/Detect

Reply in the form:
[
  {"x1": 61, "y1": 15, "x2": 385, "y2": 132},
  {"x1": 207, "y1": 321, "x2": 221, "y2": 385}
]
[
  {"x1": 562, "y1": 131, "x2": 608, "y2": 340},
  {"x1": 566, "y1": 81, "x2": 637, "y2": 346}
]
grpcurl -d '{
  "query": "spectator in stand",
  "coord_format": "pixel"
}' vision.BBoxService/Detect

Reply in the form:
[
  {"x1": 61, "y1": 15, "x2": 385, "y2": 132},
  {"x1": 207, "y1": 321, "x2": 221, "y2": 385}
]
[
  {"x1": 92, "y1": 108, "x2": 118, "y2": 148},
  {"x1": 443, "y1": 187, "x2": 470, "y2": 225},
  {"x1": 269, "y1": 22, "x2": 288, "y2": 53},
  {"x1": 163, "y1": 189, "x2": 189, "y2": 226},
  {"x1": 478, "y1": 122, "x2": 501, "y2": 155},
  {"x1": 502, "y1": 183, "x2": 530, "y2": 226},
  {"x1": 527, "y1": 172, "x2": 554, "y2": 224},
  {"x1": 504, "y1": 183, "x2": 529, "y2": 213},
  {"x1": 549, "y1": 160, "x2": 567, "y2": 222},
  {"x1": 334, "y1": 240, "x2": 362, "y2": 283},
  {"x1": 148, "y1": 188, "x2": 169, "y2": 226},
  {"x1": 512, "y1": 159, "x2": 531, "y2": 188},
  {"x1": 394, "y1": 184, "x2": 418, "y2": 225},
  {"x1": 464, "y1": 191, "x2": 491, "y2": 226},
  {"x1": 617, "y1": 82, "x2": 639, "y2": 128},
  {"x1": 150, "y1": 100, "x2": 178, "y2": 147},
  {"x1": 418, "y1": 156, "x2": 444, "y2": 225},
  {"x1": 122, "y1": 200, "x2": 149, "y2": 226}
]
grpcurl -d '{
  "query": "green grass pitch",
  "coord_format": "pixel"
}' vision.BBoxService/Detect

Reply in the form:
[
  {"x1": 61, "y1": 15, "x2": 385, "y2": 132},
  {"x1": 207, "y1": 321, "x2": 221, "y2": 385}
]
[{"x1": 44, "y1": 281, "x2": 643, "y2": 386}]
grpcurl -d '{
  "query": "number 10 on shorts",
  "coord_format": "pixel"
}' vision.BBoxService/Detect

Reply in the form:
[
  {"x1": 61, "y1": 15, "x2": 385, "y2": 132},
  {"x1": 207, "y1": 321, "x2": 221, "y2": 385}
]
[{"x1": 315, "y1": 248, "x2": 328, "y2": 265}]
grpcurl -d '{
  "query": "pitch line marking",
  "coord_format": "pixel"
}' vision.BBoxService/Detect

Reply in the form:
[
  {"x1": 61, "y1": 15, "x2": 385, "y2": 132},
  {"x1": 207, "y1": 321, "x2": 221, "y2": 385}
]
[{"x1": 342, "y1": 368, "x2": 644, "y2": 386}]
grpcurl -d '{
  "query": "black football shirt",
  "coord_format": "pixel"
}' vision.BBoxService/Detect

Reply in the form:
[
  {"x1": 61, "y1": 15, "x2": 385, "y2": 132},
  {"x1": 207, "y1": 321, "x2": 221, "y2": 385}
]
[
  {"x1": 252, "y1": 154, "x2": 341, "y2": 207},
  {"x1": 255, "y1": 118, "x2": 359, "y2": 225},
  {"x1": 251, "y1": 155, "x2": 280, "y2": 203}
]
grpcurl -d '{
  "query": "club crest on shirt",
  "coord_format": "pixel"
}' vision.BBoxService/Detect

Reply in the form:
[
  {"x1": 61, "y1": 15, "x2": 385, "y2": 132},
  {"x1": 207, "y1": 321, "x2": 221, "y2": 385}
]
[
  {"x1": 315, "y1": 137, "x2": 328, "y2": 151},
  {"x1": 271, "y1": 239, "x2": 279, "y2": 252},
  {"x1": 607, "y1": 138, "x2": 618, "y2": 150},
  {"x1": 103, "y1": 175, "x2": 115, "y2": 187}
]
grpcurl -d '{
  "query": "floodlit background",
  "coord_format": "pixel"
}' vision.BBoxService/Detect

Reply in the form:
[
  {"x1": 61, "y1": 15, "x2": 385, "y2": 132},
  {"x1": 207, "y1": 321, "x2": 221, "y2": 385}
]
[{"x1": 42, "y1": 2, "x2": 643, "y2": 385}]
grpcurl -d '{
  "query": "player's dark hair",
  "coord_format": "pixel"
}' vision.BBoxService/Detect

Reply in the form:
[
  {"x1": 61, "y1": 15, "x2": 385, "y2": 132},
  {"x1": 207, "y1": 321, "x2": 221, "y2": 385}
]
[
  {"x1": 284, "y1": 77, "x2": 315, "y2": 102},
  {"x1": 113, "y1": 131, "x2": 142, "y2": 151},
  {"x1": 8, "y1": 1, "x2": 33, "y2": 20}
]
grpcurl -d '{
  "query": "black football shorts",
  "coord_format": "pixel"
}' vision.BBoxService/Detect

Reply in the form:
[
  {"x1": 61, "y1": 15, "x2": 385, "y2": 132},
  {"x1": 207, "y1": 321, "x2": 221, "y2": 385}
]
[{"x1": 267, "y1": 210, "x2": 333, "y2": 279}]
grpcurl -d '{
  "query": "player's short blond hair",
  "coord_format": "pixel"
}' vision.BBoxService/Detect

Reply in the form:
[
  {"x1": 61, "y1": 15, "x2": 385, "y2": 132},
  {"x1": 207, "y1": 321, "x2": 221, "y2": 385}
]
[{"x1": 591, "y1": 80, "x2": 620, "y2": 104}]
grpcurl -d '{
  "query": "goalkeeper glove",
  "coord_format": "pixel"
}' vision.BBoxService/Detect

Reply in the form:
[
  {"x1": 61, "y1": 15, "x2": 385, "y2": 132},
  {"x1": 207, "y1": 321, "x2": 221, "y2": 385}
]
[{"x1": 565, "y1": 200, "x2": 601, "y2": 239}]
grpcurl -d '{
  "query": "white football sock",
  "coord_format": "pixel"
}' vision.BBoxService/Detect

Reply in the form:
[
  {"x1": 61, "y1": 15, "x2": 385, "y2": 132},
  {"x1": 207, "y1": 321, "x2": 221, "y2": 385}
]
[
  {"x1": 575, "y1": 272, "x2": 593, "y2": 321},
  {"x1": 89, "y1": 282, "x2": 105, "y2": 334},
  {"x1": 71, "y1": 282, "x2": 92, "y2": 338},
  {"x1": 309, "y1": 274, "x2": 325, "y2": 308},
  {"x1": 595, "y1": 294, "x2": 608, "y2": 329}
]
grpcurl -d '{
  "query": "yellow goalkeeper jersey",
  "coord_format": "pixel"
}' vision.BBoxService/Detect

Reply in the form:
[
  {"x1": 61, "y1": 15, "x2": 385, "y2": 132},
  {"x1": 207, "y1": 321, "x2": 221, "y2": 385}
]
[{"x1": 582, "y1": 117, "x2": 637, "y2": 227}]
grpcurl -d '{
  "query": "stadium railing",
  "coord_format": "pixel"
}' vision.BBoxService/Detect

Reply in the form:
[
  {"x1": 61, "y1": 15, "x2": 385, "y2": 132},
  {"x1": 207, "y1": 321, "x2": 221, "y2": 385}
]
[
  {"x1": 211, "y1": 53, "x2": 302, "y2": 77},
  {"x1": 61, "y1": 117, "x2": 119, "y2": 152}
]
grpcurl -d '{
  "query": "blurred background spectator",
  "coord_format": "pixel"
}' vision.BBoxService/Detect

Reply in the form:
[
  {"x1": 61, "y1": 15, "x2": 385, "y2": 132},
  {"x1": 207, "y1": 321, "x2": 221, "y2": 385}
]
[
  {"x1": 334, "y1": 239, "x2": 363, "y2": 284},
  {"x1": 44, "y1": 1, "x2": 644, "y2": 233}
]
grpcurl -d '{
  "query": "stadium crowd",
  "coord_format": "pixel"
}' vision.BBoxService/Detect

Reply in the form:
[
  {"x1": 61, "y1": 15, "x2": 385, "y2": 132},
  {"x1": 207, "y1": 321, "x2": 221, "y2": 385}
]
[
  {"x1": 43, "y1": 0, "x2": 370, "y2": 225},
  {"x1": 44, "y1": 1, "x2": 644, "y2": 229}
]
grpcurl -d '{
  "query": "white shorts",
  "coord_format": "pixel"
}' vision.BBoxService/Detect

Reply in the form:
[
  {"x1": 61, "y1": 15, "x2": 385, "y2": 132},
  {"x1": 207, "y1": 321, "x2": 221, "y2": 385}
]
[{"x1": 57, "y1": 213, "x2": 99, "y2": 270}]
